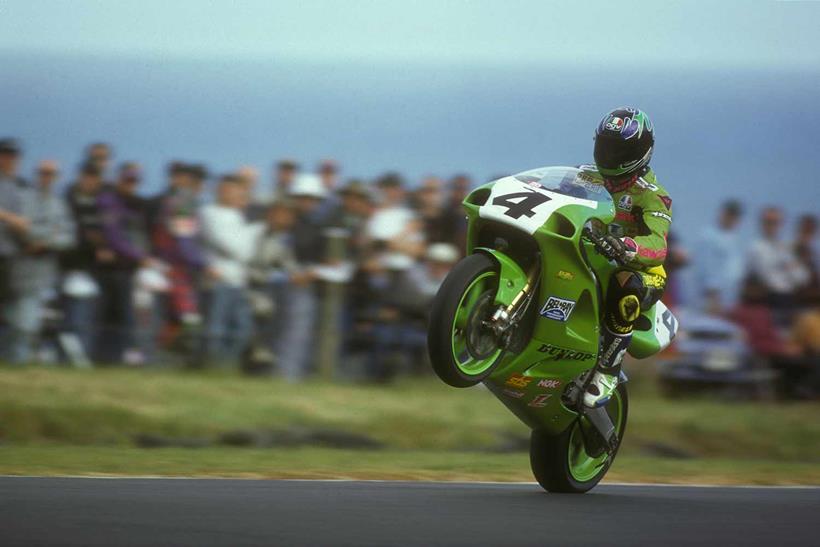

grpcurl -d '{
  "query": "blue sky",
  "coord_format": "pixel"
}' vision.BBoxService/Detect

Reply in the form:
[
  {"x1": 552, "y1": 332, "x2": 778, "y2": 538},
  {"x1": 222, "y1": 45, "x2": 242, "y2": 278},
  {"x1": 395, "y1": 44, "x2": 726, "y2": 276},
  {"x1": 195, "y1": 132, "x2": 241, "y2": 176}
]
[{"x1": 0, "y1": 1, "x2": 818, "y2": 68}]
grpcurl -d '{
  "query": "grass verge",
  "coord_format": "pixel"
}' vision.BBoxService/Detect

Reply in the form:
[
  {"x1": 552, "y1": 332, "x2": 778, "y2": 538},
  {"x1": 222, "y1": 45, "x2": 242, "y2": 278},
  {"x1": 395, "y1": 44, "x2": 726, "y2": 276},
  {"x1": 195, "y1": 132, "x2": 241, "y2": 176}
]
[{"x1": 0, "y1": 367, "x2": 817, "y2": 484}]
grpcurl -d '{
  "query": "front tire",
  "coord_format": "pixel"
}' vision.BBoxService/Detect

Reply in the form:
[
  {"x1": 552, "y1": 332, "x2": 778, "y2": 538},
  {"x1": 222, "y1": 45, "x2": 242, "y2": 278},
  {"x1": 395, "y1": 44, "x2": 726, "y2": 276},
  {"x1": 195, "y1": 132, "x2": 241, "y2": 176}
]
[
  {"x1": 530, "y1": 383, "x2": 629, "y2": 493},
  {"x1": 427, "y1": 253, "x2": 504, "y2": 388}
]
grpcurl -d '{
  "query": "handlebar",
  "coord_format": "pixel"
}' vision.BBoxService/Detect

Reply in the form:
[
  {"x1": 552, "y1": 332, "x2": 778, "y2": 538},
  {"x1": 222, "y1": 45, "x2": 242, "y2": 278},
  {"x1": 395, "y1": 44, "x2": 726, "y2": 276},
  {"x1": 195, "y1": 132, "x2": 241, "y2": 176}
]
[
  {"x1": 581, "y1": 226, "x2": 606, "y2": 248},
  {"x1": 582, "y1": 226, "x2": 625, "y2": 265}
]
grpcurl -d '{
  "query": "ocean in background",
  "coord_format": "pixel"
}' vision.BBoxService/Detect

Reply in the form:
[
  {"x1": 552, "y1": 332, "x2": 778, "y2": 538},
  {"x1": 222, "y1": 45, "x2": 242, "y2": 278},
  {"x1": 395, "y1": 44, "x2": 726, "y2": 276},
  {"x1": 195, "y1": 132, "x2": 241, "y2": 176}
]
[{"x1": 2, "y1": 51, "x2": 819, "y2": 246}]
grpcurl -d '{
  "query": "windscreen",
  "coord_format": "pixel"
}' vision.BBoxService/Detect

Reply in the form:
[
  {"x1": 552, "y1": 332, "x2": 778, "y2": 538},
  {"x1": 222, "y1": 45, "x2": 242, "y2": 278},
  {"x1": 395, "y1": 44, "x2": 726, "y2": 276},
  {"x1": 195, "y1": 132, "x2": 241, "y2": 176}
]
[{"x1": 513, "y1": 166, "x2": 612, "y2": 203}]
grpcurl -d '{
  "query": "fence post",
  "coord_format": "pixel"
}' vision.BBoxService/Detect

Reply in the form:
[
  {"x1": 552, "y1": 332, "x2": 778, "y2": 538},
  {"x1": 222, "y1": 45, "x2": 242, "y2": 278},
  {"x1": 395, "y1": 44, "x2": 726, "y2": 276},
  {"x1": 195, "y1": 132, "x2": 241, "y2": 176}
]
[{"x1": 316, "y1": 227, "x2": 349, "y2": 380}]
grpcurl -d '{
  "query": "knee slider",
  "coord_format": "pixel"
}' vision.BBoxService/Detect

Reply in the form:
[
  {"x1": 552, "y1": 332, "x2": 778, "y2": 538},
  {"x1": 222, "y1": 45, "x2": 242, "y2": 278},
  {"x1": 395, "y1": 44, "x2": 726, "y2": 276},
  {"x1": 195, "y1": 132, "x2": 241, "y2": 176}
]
[{"x1": 618, "y1": 294, "x2": 641, "y2": 323}]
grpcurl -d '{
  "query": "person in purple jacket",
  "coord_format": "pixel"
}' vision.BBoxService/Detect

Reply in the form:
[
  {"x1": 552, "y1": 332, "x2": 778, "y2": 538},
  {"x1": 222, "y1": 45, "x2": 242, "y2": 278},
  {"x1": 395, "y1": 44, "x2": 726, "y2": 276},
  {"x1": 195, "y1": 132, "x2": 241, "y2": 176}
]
[{"x1": 95, "y1": 162, "x2": 161, "y2": 363}]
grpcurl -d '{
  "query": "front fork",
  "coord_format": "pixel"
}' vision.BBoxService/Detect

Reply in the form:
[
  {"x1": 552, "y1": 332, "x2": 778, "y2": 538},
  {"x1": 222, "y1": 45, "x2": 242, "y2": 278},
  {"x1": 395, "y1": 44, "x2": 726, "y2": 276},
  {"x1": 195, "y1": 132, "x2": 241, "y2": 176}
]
[{"x1": 484, "y1": 263, "x2": 540, "y2": 346}]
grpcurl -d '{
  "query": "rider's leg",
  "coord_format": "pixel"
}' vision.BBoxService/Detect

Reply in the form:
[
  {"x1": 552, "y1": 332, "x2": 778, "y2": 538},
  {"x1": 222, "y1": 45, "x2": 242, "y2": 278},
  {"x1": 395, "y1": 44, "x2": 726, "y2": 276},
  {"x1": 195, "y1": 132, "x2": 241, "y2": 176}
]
[{"x1": 584, "y1": 270, "x2": 663, "y2": 407}]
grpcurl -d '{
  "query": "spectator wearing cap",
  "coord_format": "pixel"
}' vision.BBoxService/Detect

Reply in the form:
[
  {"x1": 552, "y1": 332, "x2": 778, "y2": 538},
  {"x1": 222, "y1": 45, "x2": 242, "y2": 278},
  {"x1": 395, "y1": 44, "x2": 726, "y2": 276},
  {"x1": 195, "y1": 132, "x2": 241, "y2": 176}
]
[
  {"x1": 5, "y1": 160, "x2": 75, "y2": 362},
  {"x1": 200, "y1": 175, "x2": 264, "y2": 365},
  {"x1": 696, "y1": 200, "x2": 746, "y2": 315},
  {"x1": 272, "y1": 159, "x2": 299, "y2": 201},
  {"x1": 61, "y1": 161, "x2": 107, "y2": 358},
  {"x1": 95, "y1": 162, "x2": 158, "y2": 363},
  {"x1": 273, "y1": 173, "x2": 329, "y2": 379},
  {"x1": 288, "y1": 173, "x2": 329, "y2": 268}
]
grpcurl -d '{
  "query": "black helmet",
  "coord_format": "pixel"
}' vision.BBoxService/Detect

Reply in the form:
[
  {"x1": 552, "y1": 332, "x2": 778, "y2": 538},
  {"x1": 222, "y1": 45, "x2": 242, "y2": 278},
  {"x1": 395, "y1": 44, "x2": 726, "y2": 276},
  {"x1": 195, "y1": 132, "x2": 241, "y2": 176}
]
[{"x1": 593, "y1": 107, "x2": 654, "y2": 180}]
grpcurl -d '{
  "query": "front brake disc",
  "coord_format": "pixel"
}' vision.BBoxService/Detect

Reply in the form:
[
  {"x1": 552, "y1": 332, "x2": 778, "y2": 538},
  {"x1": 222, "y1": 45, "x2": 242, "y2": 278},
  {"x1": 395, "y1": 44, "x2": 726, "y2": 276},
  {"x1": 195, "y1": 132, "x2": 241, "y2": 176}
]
[{"x1": 465, "y1": 291, "x2": 499, "y2": 359}]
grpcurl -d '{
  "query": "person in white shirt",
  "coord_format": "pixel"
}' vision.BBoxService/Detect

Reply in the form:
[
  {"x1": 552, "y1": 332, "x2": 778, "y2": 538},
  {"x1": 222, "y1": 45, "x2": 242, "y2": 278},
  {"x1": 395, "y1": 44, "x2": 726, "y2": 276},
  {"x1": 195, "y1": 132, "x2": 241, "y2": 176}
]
[
  {"x1": 200, "y1": 174, "x2": 263, "y2": 365},
  {"x1": 363, "y1": 173, "x2": 425, "y2": 272},
  {"x1": 747, "y1": 207, "x2": 810, "y2": 318}
]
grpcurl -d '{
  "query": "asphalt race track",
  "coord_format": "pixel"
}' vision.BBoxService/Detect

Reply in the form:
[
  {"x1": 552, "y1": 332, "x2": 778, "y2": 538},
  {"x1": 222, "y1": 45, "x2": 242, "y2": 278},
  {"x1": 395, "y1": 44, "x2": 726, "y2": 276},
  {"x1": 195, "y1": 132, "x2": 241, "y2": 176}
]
[{"x1": 1, "y1": 477, "x2": 818, "y2": 546}]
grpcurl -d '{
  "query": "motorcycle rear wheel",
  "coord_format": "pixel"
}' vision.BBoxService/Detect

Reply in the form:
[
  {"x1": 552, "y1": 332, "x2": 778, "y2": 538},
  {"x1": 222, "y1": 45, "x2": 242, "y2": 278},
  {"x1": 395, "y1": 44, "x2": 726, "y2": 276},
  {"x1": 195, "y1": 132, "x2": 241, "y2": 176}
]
[
  {"x1": 427, "y1": 253, "x2": 504, "y2": 388},
  {"x1": 530, "y1": 383, "x2": 629, "y2": 493}
]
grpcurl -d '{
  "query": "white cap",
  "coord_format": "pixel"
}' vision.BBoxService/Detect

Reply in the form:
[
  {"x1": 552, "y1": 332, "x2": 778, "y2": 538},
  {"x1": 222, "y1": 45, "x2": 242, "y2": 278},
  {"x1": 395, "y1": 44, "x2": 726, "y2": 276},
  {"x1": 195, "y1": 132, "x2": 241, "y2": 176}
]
[
  {"x1": 366, "y1": 207, "x2": 414, "y2": 240},
  {"x1": 426, "y1": 243, "x2": 459, "y2": 264},
  {"x1": 289, "y1": 173, "x2": 327, "y2": 199},
  {"x1": 136, "y1": 266, "x2": 170, "y2": 292}
]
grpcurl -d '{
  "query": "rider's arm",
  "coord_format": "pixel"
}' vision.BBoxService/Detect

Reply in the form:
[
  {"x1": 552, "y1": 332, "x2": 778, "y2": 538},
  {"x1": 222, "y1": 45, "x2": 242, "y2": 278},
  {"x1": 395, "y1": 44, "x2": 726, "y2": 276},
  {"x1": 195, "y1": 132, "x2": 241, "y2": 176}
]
[{"x1": 628, "y1": 194, "x2": 672, "y2": 268}]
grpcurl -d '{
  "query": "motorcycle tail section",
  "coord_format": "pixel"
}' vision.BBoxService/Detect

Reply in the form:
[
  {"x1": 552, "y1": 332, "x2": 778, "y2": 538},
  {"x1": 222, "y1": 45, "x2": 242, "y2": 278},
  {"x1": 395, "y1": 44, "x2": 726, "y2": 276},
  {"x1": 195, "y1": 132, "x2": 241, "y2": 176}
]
[{"x1": 628, "y1": 300, "x2": 678, "y2": 359}]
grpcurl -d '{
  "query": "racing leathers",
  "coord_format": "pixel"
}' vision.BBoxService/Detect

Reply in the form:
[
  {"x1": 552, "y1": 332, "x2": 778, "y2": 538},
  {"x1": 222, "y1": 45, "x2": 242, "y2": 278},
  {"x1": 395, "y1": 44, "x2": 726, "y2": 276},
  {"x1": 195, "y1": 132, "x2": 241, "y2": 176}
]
[{"x1": 580, "y1": 165, "x2": 672, "y2": 406}]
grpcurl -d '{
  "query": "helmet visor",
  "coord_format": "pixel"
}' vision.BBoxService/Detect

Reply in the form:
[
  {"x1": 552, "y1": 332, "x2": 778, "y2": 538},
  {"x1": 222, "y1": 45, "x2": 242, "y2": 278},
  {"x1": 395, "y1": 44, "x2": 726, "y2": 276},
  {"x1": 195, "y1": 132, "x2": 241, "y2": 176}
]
[{"x1": 594, "y1": 135, "x2": 640, "y2": 175}]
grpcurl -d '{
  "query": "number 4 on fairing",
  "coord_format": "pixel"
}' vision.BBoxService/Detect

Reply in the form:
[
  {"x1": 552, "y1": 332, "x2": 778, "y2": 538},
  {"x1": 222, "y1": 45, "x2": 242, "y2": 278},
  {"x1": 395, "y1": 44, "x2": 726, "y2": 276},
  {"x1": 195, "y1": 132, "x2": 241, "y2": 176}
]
[{"x1": 492, "y1": 191, "x2": 552, "y2": 219}]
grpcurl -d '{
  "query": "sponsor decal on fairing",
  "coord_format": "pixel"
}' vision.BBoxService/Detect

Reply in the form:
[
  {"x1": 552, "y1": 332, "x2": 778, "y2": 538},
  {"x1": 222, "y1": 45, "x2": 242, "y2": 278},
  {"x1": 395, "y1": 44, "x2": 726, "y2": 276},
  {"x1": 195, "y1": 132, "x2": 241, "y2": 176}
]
[
  {"x1": 528, "y1": 394, "x2": 552, "y2": 408},
  {"x1": 540, "y1": 296, "x2": 576, "y2": 322},
  {"x1": 505, "y1": 373, "x2": 532, "y2": 389},
  {"x1": 537, "y1": 343, "x2": 593, "y2": 362}
]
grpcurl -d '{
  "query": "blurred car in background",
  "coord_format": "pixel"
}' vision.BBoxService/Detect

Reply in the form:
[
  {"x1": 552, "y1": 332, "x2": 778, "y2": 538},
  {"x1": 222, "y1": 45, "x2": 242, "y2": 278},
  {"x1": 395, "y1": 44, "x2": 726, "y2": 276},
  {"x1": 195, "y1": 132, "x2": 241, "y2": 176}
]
[{"x1": 657, "y1": 311, "x2": 777, "y2": 400}]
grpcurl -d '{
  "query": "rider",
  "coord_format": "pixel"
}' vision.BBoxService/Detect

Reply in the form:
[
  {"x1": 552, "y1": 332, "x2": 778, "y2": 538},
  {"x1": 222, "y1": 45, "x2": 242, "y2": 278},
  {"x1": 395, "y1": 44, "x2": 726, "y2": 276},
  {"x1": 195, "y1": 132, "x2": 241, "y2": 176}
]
[{"x1": 582, "y1": 107, "x2": 672, "y2": 407}]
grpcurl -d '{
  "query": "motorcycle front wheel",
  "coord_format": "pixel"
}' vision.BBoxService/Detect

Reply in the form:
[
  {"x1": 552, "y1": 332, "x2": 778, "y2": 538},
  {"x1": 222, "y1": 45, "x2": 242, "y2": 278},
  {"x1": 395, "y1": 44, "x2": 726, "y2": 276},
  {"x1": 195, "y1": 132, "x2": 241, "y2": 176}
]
[
  {"x1": 530, "y1": 382, "x2": 629, "y2": 493},
  {"x1": 427, "y1": 253, "x2": 505, "y2": 388}
]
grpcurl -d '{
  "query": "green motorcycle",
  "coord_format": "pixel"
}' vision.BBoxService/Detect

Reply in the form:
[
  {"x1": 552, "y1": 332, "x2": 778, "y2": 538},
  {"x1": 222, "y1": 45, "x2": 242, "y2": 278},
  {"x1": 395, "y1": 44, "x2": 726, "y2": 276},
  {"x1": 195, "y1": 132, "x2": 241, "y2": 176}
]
[{"x1": 428, "y1": 166, "x2": 678, "y2": 493}]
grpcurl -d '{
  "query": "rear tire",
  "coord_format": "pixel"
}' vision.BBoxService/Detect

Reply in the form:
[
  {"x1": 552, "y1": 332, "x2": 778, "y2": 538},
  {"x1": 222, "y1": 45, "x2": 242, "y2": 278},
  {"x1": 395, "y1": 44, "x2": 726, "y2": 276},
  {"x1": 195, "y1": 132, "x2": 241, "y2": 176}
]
[
  {"x1": 530, "y1": 383, "x2": 629, "y2": 493},
  {"x1": 427, "y1": 253, "x2": 503, "y2": 388}
]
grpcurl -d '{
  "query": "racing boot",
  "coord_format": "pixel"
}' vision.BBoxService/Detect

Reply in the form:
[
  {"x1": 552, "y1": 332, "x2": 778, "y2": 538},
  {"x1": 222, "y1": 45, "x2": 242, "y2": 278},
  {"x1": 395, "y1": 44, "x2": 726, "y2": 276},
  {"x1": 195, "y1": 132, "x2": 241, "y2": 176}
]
[{"x1": 583, "y1": 327, "x2": 631, "y2": 408}]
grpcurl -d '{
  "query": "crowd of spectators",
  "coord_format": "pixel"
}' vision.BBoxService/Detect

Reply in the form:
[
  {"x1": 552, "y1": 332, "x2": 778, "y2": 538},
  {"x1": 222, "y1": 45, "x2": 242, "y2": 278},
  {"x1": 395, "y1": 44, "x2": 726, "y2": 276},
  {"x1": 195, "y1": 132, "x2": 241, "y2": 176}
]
[
  {"x1": 0, "y1": 137, "x2": 817, "y2": 394},
  {"x1": 0, "y1": 138, "x2": 466, "y2": 381},
  {"x1": 693, "y1": 200, "x2": 819, "y2": 398}
]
